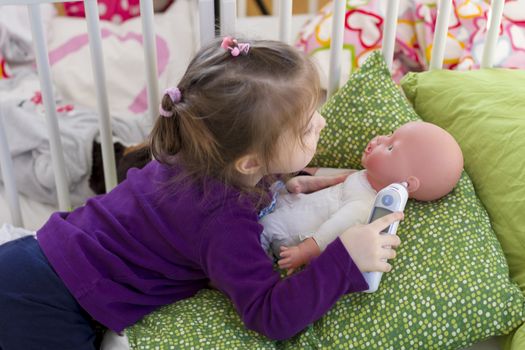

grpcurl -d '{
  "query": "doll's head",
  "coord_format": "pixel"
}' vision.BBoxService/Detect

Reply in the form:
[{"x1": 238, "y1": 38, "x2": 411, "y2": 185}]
[{"x1": 361, "y1": 121, "x2": 463, "y2": 201}]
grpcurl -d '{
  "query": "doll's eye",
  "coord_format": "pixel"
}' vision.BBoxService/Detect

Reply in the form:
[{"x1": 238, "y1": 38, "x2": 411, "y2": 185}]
[{"x1": 387, "y1": 145, "x2": 393, "y2": 151}]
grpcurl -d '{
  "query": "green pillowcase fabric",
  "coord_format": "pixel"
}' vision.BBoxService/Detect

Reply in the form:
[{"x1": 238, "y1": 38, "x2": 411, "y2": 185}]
[{"x1": 125, "y1": 51, "x2": 525, "y2": 349}]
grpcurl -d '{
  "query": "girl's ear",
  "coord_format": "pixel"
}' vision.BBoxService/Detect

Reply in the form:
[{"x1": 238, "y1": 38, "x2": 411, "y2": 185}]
[
  {"x1": 235, "y1": 153, "x2": 262, "y2": 175},
  {"x1": 406, "y1": 176, "x2": 420, "y2": 194}
]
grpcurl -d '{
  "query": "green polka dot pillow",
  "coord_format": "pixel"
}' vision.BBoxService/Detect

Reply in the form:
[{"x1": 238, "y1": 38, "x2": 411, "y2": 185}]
[{"x1": 124, "y1": 51, "x2": 525, "y2": 349}]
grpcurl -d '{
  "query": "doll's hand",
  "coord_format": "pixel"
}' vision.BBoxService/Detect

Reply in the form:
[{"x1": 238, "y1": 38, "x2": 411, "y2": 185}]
[
  {"x1": 278, "y1": 246, "x2": 304, "y2": 275},
  {"x1": 286, "y1": 173, "x2": 350, "y2": 194},
  {"x1": 339, "y1": 212, "x2": 403, "y2": 273},
  {"x1": 278, "y1": 238, "x2": 321, "y2": 275}
]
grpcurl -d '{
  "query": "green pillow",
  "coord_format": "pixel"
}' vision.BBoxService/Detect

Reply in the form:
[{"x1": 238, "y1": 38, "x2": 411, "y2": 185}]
[
  {"x1": 125, "y1": 51, "x2": 525, "y2": 349},
  {"x1": 400, "y1": 69, "x2": 525, "y2": 297},
  {"x1": 400, "y1": 67, "x2": 525, "y2": 349}
]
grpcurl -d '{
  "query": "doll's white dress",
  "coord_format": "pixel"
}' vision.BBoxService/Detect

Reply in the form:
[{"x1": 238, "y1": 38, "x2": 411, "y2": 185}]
[{"x1": 260, "y1": 170, "x2": 377, "y2": 258}]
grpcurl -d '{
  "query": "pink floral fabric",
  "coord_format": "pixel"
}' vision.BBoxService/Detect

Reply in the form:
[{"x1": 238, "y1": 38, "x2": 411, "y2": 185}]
[
  {"x1": 63, "y1": 0, "x2": 173, "y2": 23},
  {"x1": 296, "y1": 0, "x2": 525, "y2": 84}
]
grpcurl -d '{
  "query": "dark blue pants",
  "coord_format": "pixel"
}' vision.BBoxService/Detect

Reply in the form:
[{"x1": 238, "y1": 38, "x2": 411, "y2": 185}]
[{"x1": 0, "y1": 236, "x2": 98, "y2": 350}]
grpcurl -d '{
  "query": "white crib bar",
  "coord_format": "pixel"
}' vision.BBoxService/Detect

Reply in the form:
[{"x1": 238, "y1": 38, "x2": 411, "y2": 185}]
[
  {"x1": 429, "y1": 0, "x2": 452, "y2": 70},
  {"x1": 481, "y1": 0, "x2": 505, "y2": 68},
  {"x1": 272, "y1": 0, "x2": 279, "y2": 15},
  {"x1": 327, "y1": 0, "x2": 346, "y2": 98},
  {"x1": 220, "y1": 0, "x2": 236, "y2": 36},
  {"x1": 279, "y1": 0, "x2": 293, "y2": 44},
  {"x1": 28, "y1": 4, "x2": 72, "y2": 211},
  {"x1": 139, "y1": 0, "x2": 160, "y2": 124},
  {"x1": 84, "y1": 0, "x2": 117, "y2": 193},
  {"x1": 381, "y1": 0, "x2": 400, "y2": 71},
  {"x1": 309, "y1": 0, "x2": 318, "y2": 14},
  {"x1": 0, "y1": 115, "x2": 23, "y2": 227},
  {"x1": 238, "y1": 0, "x2": 247, "y2": 17},
  {"x1": 199, "y1": 0, "x2": 215, "y2": 47}
]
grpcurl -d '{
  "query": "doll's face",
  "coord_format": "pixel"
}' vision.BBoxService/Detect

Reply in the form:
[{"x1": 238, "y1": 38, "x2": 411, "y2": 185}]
[
  {"x1": 361, "y1": 125, "x2": 413, "y2": 188},
  {"x1": 361, "y1": 121, "x2": 464, "y2": 201}
]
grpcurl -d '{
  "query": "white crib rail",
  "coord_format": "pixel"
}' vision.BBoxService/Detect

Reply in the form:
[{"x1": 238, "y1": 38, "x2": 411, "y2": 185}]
[
  {"x1": 0, "y1": 116, "x2": 22, "y2": 227},
  {"x1": 29, "y1": 4, "x2": 72, "y2": 212},
  {"x1": 327, "y1": 0, "x2": 346, "y2": 98},
  {"x1": 381, "y1": 0, "x2": 401, "y2": 71},
  {"x1": 199, "y1": 0, "x2": 216, "y2": 46},
  {"x1": 220, "y1": 0, "x2": 237, "y2": 36},
  {"x1": 430, "y1": 0, "x2": 453, "y2": 70},
  {"x1": 278, "y1": 0, "x2": 293, "y2": 44},
  {"x1": 140, "y1": 0, "x2": 160, "y2": 125},
  {"x1": 84, "y1": 0, "x2": 117, "y2": 193},
  {"x1": 482, "y1": 0, "x2": 505, "y2": 68}
]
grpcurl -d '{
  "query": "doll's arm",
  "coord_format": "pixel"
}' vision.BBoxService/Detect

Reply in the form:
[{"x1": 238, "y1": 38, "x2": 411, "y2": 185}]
[
  {"x1": 286, "y1": 170, "x2": 355, "y2": 194},
  {"x1": 278, "y1": 237, "x2": 320, "y2": 275},
  {"x1": 278, "y1": 201, "x2": 371, "y2": 274},
  {"x1": 312, "y1": 200, "x2": 371, "y2": 251}
]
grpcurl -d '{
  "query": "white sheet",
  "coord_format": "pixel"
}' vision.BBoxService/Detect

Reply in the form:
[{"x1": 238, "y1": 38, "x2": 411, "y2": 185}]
[{"x1": 0, "y1": 186, "x2": 55, "y2": 231}]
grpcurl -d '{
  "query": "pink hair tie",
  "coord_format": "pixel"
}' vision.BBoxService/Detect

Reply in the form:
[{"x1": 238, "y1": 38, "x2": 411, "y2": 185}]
[
  {"x1": 221, "y1": 36, "x2": 250, "y2": 57},
  {"x1": 159, "y1": 87, "x2": 182, "y2": 118}
]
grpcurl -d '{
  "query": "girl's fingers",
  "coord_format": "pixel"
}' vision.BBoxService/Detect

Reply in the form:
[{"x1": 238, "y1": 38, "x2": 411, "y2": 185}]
[
  {"x1": 382, "y1": 234, "x2": 401, "y2": 248},
  {"x1": 378, "y1": 262, "x2": 393, "y2": 273},
  {"x1": 381, "y1": 248, "x2": 397, "y2": 260},
  {"x1": 369, "y1": 212, "x2": 404, "y2": 232}
]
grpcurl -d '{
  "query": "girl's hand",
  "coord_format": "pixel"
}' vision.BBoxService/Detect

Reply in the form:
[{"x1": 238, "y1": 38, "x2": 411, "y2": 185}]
[
  {"x1": 286, "y1": 173, "x2": 350, "y2": 194},
  {"x1": 339, "y1": 212, "x2": 403, "y2": 273}
]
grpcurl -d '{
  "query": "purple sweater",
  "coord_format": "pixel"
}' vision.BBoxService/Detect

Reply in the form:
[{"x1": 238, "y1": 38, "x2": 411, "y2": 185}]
[{"x1": 37, "y1": 160, "x2": 368, "y2": 340}]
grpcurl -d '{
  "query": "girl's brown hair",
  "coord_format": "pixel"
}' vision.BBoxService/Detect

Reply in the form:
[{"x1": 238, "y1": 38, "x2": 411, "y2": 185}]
[{"x1": 149, "y1": 38, "x2": 321, "y2": 191}]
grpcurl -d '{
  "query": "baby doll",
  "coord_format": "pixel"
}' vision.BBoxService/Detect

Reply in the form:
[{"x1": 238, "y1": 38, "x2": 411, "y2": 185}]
[{"x1": 259, "y1": 121, "x2": 464, "y2": 273}]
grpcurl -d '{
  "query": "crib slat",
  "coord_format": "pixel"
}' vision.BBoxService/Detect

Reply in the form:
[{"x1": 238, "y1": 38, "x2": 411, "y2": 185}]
[
  {"x1": 0, "y1": 115, "x2": 23, "y2": 227},
  {"x1": 279, "y1": 0, "x2": 293, "y2": 44},
  {"x1": 272, "y1": 0, "x2": 279, "y2": 15},
  {"x1": 481, "y1": 0, "x2": 505, "y2": 68},
  {"x1": 327, "y1": 0, "x2": 346, "y2": 98},
  {"x1": 309, "y1": 0, "x2": 319, "y2": 14},
  {"x1": 199, "y1": 0, "x2": 215, "y2": 47},
  {"x1": 381, "y1": 0, "x2": 400, "y2": 71},
  {"x1": 84, "y1": 0, "x2": 117, "y2": 193},
  {"x1": 220, "y1": 0, "x2": 236, "y2": 36},
  {"x1": 429, "y1": 0, "x2": 453, "y2": 70},
  {"x1": 139, "y1": 0, "x2": 160, "y2": 124},
  {"x1": 238, "y1": 0, "x2": 247, "y2": 17},
  {"x1": 28, "y1": 4, "x2": 72, "y2": 211}
]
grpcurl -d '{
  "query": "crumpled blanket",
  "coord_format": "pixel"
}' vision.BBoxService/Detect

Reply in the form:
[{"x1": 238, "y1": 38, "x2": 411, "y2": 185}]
[
  {"x1": 0, "y1": 223, "x2": 34, "y2": 246},
  {"x1": 0, "y1": 70, "x2": 149, "y2": 207}
]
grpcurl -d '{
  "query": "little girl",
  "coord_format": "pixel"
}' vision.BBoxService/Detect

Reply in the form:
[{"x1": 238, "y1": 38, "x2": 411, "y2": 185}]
[{"x1": 0, "y1": 37, "x2": 402, "y2": 349}]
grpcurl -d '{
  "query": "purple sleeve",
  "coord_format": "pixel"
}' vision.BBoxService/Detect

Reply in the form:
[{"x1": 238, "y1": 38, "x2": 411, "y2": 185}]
[{"x1": 200, "y1": 210, "x2": 368, "y2": 341}]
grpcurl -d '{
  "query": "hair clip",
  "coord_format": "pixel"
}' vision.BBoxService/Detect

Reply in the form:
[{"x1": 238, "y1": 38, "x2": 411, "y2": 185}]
[
  {"x1": 221, "y1": 36, "x2": 250, "y2": 57},
  {"x1": 159, "y1": 87, "x2": 182, "y2": 118}
]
